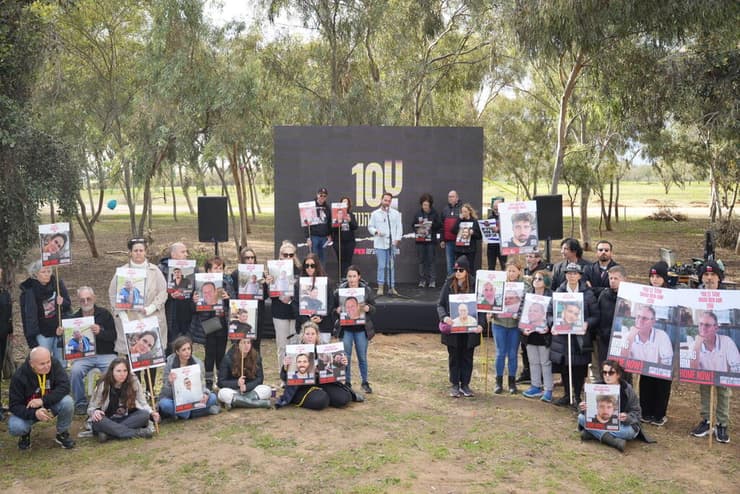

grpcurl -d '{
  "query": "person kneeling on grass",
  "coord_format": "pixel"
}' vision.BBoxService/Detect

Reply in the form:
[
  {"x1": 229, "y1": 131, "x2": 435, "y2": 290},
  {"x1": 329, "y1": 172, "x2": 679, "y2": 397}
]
[
  {"x1": 158, "y1": 336, "x2": 220, "y2": 419},
  {"x1": 88, "y1": 357, "x2": 159, "y2": 442},
  {"x1": 217, "y1": 338, "x2": 272, "y2": 409},
  {"x1": 577, "y1": 359, "x2": 643, "y2": 452}
]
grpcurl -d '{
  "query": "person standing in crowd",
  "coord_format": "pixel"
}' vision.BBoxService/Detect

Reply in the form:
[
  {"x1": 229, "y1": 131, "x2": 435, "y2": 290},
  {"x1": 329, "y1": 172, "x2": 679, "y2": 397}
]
[
  {"x1": 217, "y1": 338, "x2": 272, "y2": 409},
  {"x1": 551, "y1": 238, "x2": 589, "y2": 289},
  {"x1": 493, "y1": 258, "x2": 524, "y2": 394},
  {"x1": 440, "y1": 190, "x2": 463, "y2": 275},
  {"x1": 191, "y1": 256, "x2": 232, "y2": 390},
  {"x1": 19, "y1": 262, "x2": 71, "y2": 363},
  {"x1": 0, "y1": 267, "x2": 12, "y2": 420},
  {"x1": 269, "y1": 241, "x2": 300, "y2": 373},
  {"x1": 578, "y1": 359, "x2": 642, "y2": 452},
  {"x1": 411, "y1": 193, "x2": 442, "y2": 288},
  {"x1": 232, "y1": 246, "x2": 268, "y2": 351},
  {"x1": 437, "y1": 256, "x2": 484, "y2": 398},
  {"x1": 524, "y1": 250, "x2": 547, "y2": 276},
  {"x1": 486, "y1": 197, "x2": 507, "y2": 270},
  {"x1": 108, "y1": 238, "x2": 168, "y2": 395},
  {"x1": 334, "y1": 265, "x2": 376, "y2": 393},
  {"x1": 276, "y1": 321, "x2": 353, "y2": 410},
  {"x1": 8, "y1": 347, "x2": 75, "y2": 450},
  {"x1": 331, "y1": 196, "x2": 358, "y2": 279},
  {"x1": 295, "y1": 253, "x2": 334, "y2": 344},
  {"x1": 596, "y1": 265, "x2": 627, "y2": 368},
  {"x1": 158, "y1": 336, "x2": 220, "y2": 419},
  {"x1": 304, "y1": 187, "x2": 332, "y2": 266},
  {"x1": 585, "y1": 240, "x2": 619, "y2": 296},
  {"x1": 451, "y1": 203, "x2": 482, "y2": 272},
  {"x1": 157, "y1": 242, "x2": 194, "y2": 356},
  {"x1": 68, "y1": 286, "x2": 117, "y2": 416},
  {"x1": 551, "y1": 263, "x2": 600, "y2": 407},
  {"x1": 521, "y1": 270, "x2": 554, "y2": 402},
  {"x1": 690, "y1": 261, "x2": 731, "y2": 444},
  {"x1": 88, "y1": 357, "x2": 158, "y2": 442},
  {"x1": 368, "y1": 192, "x2": 403, "y2": 296}
]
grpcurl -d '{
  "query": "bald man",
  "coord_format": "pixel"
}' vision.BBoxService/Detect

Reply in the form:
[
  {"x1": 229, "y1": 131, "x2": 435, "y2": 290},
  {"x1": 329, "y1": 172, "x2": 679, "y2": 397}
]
[{"x1": 8, "y1": 347, "x2": 75, "y2": 450}]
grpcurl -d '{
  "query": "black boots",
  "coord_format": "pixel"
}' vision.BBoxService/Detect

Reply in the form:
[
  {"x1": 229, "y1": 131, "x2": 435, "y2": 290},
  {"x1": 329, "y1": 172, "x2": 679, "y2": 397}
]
[
  {"x1": 232, "y1": 391, "x2": 272, "y2": 409},
  {"x1": 600, "y1": 433, "x2": 626, "y2": 452},
  {"x1": 508, "y1": 376, "x2": 518, "y2": 394},
  {"x1": 494, "y1": 376, "x2": 503, "y2": 394}
]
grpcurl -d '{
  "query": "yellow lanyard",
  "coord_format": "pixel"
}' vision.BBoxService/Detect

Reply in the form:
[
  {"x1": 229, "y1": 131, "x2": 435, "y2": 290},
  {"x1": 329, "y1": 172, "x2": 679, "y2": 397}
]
[{"x1": 37, "y1": 373, "x2": 47, "y2": 397}]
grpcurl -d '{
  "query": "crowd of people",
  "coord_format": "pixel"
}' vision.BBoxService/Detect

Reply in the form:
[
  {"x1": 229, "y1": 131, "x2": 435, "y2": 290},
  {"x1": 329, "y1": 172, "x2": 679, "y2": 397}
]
[{"x1": 0, "y1": 188, "x2": 735, "y2": 456}]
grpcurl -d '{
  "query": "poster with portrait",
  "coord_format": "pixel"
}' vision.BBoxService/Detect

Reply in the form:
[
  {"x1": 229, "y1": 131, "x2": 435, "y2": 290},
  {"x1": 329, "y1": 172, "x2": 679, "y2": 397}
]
[
  {"x1": 519, "y1": 293, "x2": 552, "y2": 334},
  {"x1": 413, "y1": 216, "x2": 434, "y2": 242},
  {"x1": 331, "y1": 202, "x2": 348, "y2": 228},
  {"x1": 172, "y1": 364, "x2": 205, "y2": 413},
  {"x1": 499, "y1": 201, "x2": 538, "y2": 255},
  {"x1": 449, "y1": 293, "x2": 478, "y2": 333},
  {"x1": 228, "y1": 299, "x2": 258, "y2": 340},
  {"x1": 676, "y1": 288, "x2": 740, "y2": 387},
  {"x1": 115, "y1": 267, "x2": 147, "y2": 310},
  {"x1": 338, "y1": 287, "x2": 366, "y2": 326},
  {"x1": 584, "y1": 383, "x2": 620, "y2": 431},
  {"x1": 237, "y1": 263, "x2": 265, "y2": 300},
  {"x1": 299, "y1": 276, "x2": 328, "y2": 316},
  {"x1": 317, "y1": 342, "x2": 347, "y2": 384},
  {"x1": 606, "y1": 282, "x2": 677, "y2": 380},
  {"x1": 298, "y1": 200, "x2": 322, "y2": 227},
  {"x1": 478, "y1": 218, "x2": 499, "y2": 244},
  {"x1": 195, "y1": 273, "x2": 223, "y2": 312},
  {"x1": 498, "y1": 281, "x2": 525, "y2": 317},
  {"x1": 167, "y1": 259, "x2": 196, "y2": 299},
  {"x1": 475, "y1": 270, "x2": 506, "y2": 313},
  {"x1": 39, "y1": 222, "x2": 71, "y2": 267},
  {"x1": 455, "y1": 221, "x2": 474, "y2": 247},
  {"x1": 551, "y1": 292, "x2": 585, "y2": 335},
  {"x1": 123, "y1": 316, "x2": 165, "y2": 370},
  {"x1": 63, "y1": 316, "x2": 96, "y2": 361},
  {"x1": 268, "y1": 259, "x2": 295, "y2": 297},
  {"x1": 286, "y1": 344, "x2": 316, "y2": 386}
]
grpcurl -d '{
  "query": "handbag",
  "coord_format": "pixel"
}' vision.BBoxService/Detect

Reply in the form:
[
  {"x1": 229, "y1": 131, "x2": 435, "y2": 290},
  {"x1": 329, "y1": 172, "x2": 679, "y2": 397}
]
[{"x1": 201, "y1": 317, "x2": 223, "y2": 335}]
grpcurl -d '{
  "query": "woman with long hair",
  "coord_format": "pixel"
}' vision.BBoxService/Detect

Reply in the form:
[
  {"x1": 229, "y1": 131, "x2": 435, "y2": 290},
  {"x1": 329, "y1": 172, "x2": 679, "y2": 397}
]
[
  {"x1": 451, "y1": 203, "x2": 482, "y2": 271},
  {"x1": 268, "y1": 241, "x2": 300, "y2": 373},
  {"x1": 521, "y1": 270, "x2": 554, "y2": 402},
  {"x1": 295, "y1": 253, "x2": 334, "y2": 344},
  {"x1": 217, "y1": 338, "x2": 272, "y2": 409},
  {"x1": 493, "y1": 258, "x2": 524, "y2": 394},
  {"x1": 231, "y1": 247, "x2": 268, "y2": 351}
]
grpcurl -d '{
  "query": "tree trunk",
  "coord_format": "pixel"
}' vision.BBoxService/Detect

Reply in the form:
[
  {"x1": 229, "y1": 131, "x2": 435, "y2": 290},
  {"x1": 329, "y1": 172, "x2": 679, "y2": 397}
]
[
  {"x1": 121, "y1": 161, "x2": 137, "y2": 236},
  {"x1": 579, "y1": 188, "x2": 591, "y2": 251},
  {"x1": 179, "y1": 164, "x2": 195, "y2": 214},
  {"x1": 227, "y1": 145, "x2": 249, "y2": 246},
  {"x1": 214, "y1": 162, "x2": 240, "y2": 250},
  {"x1": 170, "y1": 167, "x2": 177, "y2": 222},
  {"x1": 615, "y1": 176, "x2": 621, "y2": 222}
]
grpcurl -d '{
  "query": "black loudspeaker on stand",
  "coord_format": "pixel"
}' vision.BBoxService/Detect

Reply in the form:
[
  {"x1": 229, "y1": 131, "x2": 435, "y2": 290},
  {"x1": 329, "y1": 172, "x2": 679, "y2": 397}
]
[
  {"x1": 534, "y1": 194, "x2": 563, "y2": 264},
  {"x1": 198, "y1": 196, "x2": 228, "y2": 255}
]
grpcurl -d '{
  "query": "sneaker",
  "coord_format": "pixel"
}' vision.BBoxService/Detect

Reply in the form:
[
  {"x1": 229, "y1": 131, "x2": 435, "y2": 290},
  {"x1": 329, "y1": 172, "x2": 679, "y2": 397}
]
[
  {"x1": 690, "y1": 419, "x2": 711, "y2": 437},
  {"x1": 715, "y1": 424, "x2": 730, "y2": 444},
  {"x1": 18, "y1": 433, "x2": 31, "y2": 450},
  {"x1": 428, "y1": 281, "x2": 436, "y2": 288},
  {"x1": 361, "y1": 382, "x2": 373, "y2": 394},
  {"x1": 651, "y1": 416, "x2": 668, "y2": 427},
  {"x1": 641, "y1": 415, "x2": 655, "y2": 424},
  {"x1": 460, "y1": 385, "x2": 474, "y2": 397},
  {"x1": 74, "y1": 405, "x2": 88, "y2": 416},
  {"x1": 376, "y1": 286, "x2": 384, "y2": 296},
  {"x1": 55, "y1": 431, "x2": 76, "y2": 449},
  {"x1": 522, "y1": 386, "x2": 543, "y2": 398},
  {"x1": 388, "y1": 287, "x2": 400, "y2": 296},
  {"x1": 97, "y1": 431, "x2": 108, "y2": 443},
  {"x1": 77, "y1": 429, "x2": 94, "y2": 439},
  {"x1": 449, "y1": 385, "x2": 461, "y2": 398},
  {"x1": 418, "y1": 281, "x2": 426, "y2": 288},
  {"x1": 137, "y1": 427, "x2": 153, "y2": 439},
  {"x1": 208, "y1": 404, "x2": 221, "y2": 415},
  {"x1": 540, "y1": 390, "x2": 553, "y2": 403},
  {"x1": 554, "y1": 396, "x2": 571, "y2": 407}
]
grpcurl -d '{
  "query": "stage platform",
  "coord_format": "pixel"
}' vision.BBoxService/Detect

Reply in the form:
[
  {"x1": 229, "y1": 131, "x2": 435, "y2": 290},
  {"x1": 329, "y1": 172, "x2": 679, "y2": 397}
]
[{"x1": 260, "y1": 283, "x2": 441, "y2": 337}]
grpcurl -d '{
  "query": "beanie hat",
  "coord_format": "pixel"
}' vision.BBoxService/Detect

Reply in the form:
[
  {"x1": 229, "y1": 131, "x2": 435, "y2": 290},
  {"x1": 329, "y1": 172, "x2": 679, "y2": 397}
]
[{"x1": 649, "y1": 261, "x2": 669, "y2": 284}]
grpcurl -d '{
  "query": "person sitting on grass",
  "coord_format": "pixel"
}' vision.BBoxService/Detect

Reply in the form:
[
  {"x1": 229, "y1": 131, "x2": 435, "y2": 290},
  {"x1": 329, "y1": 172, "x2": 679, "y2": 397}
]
[{"x1": 217, "y1": 338, "x2": 272, "y2": 409}]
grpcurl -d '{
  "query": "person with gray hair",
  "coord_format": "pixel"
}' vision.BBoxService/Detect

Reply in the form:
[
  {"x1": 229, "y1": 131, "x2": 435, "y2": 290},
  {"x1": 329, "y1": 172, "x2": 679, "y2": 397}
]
[{"x1": 68, "y1": 286, "x2": 118, "y2": 415}]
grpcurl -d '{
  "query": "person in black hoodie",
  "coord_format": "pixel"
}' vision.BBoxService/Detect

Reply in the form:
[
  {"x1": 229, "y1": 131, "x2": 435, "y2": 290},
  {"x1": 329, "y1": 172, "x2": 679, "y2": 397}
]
[
  {"x1": 8, "y1": 347, "x2": 75, "y2": 450},
  {"x1": 596, "y1": 265, "x2": 627, "y2": 368},
  {"x1": 331, "y1": 196, "x2": 359, "y2": 279},
  {"x1": 411, "y1": 193, "x2": 442, "y2": 288},
  {"x1": 295, "y1": 253, "x2": 334, "y2": 344},
  {"x1": 440, "y1": 190, "x2": 463, "y2": 275},
  {"x1": 304, "y1": 187, "x2": 332, "y2": 266},
  {"x1": 451, "y1": 203, "x2": 482, "y2": 272},
  {"x1": 19, "y1": 261, "x2": 71, "y2": 363}
]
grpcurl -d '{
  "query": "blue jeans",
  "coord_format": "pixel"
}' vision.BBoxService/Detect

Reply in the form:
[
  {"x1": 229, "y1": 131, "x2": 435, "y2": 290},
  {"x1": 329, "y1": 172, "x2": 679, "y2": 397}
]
[
  {"x1": 311, "y1": 235, "x2": 328, "y2": 265},
  {"x1": 578, "y1": 414, "x2": 639, "y2": 441},
  {"x1": 8, "y1": 395, "x2": 74, "y2": 436},
  {"x1": 70, "y1": 354, "x2": 117, "y2": 408},
  {"x1": 36, "y1": 334, "x2": 63, "y2": 364},
  {"x1": 416, "y1": 243, "x2": 436, "y2": 283},
  {"x1": 445, "y1": 241, "x2": 456, "y2": 275},
  {"x1": 343, "y1": 330, "x2": 369, "y2": 385},
  {"x1": 375, "y1": 248, "x2": 395, "y2": 287},
  {"x1": 493, "y1": 324, "x2": 520, "y2": 376},
  {"x1": 159, "y1": 393, "x2": 217, "y2": 419}
]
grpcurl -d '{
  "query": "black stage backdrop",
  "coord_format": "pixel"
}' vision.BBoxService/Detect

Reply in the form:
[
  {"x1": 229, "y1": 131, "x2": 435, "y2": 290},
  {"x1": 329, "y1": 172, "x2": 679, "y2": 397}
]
[{"x1": 274, "y1": 126, "x2": 483, "y2": 285}]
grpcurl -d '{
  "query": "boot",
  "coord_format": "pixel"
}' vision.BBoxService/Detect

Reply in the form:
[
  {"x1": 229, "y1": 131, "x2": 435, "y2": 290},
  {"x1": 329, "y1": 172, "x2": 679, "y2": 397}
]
[
  {"x1": 494, "y1": 376, "x2": 503, "y2": 394},
  {"x1": 508, "y1": 376, "x2": 518, "y2": 394},
  {"x1": 600, "y1": 433, "x2": 625, "y2": 452},
  {"x1": 232, "y1": 391, "x2": 272, "y2": 409}
]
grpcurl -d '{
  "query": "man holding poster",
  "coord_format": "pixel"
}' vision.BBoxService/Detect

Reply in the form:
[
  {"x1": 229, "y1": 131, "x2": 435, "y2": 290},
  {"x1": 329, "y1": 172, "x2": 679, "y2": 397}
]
[{"x1": 304, "y1": 187, "x2": 332, "y2": 265}]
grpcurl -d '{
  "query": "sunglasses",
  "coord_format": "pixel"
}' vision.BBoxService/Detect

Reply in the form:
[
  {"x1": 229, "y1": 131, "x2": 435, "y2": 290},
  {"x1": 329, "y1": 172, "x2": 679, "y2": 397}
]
[
  {"x1": 244, "y1": 256, "x2": 256, "y2": 260},
  {"x1": 602, "y1": 369, "x2": 616, "y2": 376},
  {"x1": 597, "y1": 248, "x2": 610, "y2": 252},
  {"x1": 533, "y1": 277, "x2": 544, "y2": 281},
  {"x1": 281, "y1": 252, "x2": 295, "y2": 258},
  {"x1": 454, "y1": 268, "x2": 466, "y2": 273},
  {"x1": 304, "y1": 263, "x2": 316, "y2": 268}
]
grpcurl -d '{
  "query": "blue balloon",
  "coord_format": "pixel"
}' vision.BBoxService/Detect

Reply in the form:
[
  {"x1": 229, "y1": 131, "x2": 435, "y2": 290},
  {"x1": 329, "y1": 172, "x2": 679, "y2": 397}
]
[{"x1": 107, "y1": 199, "x2": 117, "y2": 210}]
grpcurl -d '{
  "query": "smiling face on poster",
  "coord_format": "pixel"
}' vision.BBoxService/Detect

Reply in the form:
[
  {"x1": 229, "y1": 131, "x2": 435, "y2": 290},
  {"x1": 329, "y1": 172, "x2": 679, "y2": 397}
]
[
  {"x1": 63, "y1": 316, "x2": 96, "y2": 360},
  {"x1": 228, "y1": 299, "x2": 258, "y2": 340},
  {"x1": 475, "y1": 270, "x2": 506, "y2": 313},
  {"x1": 299, "y1": 276, "x2": 328, "y2": 316},
  {"x1": 317, "y1": 342, "x2": 347, "y2": 384},
  {"x1": 339, "y1": 287, "x2": 366, "y2": 326},
  {"x1": 124, "y1": 316, "x2": 165, "y2": 370},
  {"x1": 449, "y1": 293, "x2": 478, "y2": 333},
  {"x1": 285, "y1": 344, "x2": 316, "y2": 386},
  {"x1": 268, "y1": 259, "x2": 295, "y2": 297},
  {"x1": 39, "y1": 223, "x2": 71, "y2": 266},
  {"x1": 115, "y1": 267, "x2": 147, "y2": 310},
  {"x1": 499, "y1": 201, "x2": 538, "y2": 255},
  {"x1": 518, "y1": 293, "x2": 551, "y2": 334},
  {"x1": 551, "y1": 292, "x2": 585, "y2": 335}
]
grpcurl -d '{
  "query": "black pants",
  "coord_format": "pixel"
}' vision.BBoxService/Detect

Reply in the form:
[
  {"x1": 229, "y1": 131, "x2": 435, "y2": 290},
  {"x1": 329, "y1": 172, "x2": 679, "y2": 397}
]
[
  {"x1": 640, "y1": 375, "x2": 672, "y2": 419},
  {"x1": 486, "y1": 244, "x2": 507, "y2": 270},
  {"x1": 447, "y1": 344, "x2": 474, "y2": 386},
  {"x1": 561, "y1": 363, "x2": 588, "y2": 403},
  {"x1": 332, "y1": 238, "x2": 356, "y2": 279},
  {"x1": 292, "y1": 383, "x2": 351, "y2": 409},
  {"x1": 204, "y1": 330, "x2": 227, "y2": 386}
]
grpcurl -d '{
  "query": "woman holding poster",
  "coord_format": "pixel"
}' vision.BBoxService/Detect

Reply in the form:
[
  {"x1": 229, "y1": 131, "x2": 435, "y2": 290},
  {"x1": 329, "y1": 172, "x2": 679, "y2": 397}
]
[
  {"x1": 231, "y1": 247, "x2": 268, "y2": 351},
  {"x1": 330, "y1": 196, "x2": 358, "y2": 278},
  {"x1": 521, "y1": 270, "x2": 554, "y2": 402},
  {"x1": 578, "y1": 360, "x2": 642, "y2": 452},
  {"x1": 268, "y1": 241, "x2": 301, "y2": 373},
  {"x1": 217, "y1": 338, "x2": 272, "y2": 409},
  {"x1": 492, "y1": 259, "x2": 525, "y2": 394},
  {"x1": 451, "y1": 204, "x2": 481, "y2": 271},
  {"x1": 437, "y1": 256, "x2": 484, "y2": 398},
  {"x1": 294, "y1": 254, "x2": 333, "y2": 344}
]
